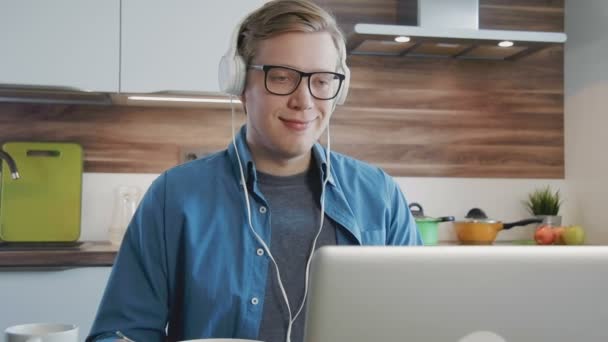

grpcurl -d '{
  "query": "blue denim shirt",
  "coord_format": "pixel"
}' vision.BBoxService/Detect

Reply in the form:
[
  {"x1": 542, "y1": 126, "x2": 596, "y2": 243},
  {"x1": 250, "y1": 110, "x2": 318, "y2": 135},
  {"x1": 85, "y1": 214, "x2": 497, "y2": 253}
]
[{"x1": 88, "y1": 125, "x2": 421, "y2": 342}]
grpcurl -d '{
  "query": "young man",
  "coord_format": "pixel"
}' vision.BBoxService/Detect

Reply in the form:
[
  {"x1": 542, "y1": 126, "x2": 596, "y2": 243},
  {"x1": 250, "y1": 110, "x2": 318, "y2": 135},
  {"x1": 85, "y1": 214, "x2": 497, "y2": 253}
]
[{"x1": 87, "y1": 1, "x2": 421, "y2": 341}]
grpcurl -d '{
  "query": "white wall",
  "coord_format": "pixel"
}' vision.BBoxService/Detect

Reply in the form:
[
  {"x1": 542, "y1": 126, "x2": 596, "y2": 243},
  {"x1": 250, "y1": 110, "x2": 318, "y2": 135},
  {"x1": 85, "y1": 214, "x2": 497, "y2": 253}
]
[
  {"x1": 80, "y1": 173, "x2": 575, "y2": 243},
  {"x1": 565, "y1": 0, "x2": 608, "y2": 244},
  {"x1": 81, "y1": 173, "x2": 157, "y2": 241}
]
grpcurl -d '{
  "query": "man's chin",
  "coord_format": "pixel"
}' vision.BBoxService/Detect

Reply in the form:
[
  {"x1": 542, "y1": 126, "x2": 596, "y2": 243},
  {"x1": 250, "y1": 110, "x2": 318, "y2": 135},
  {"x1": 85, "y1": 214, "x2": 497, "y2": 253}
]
[{"x1": 277, "y1": 143, "x2": 315, "y2": 160}]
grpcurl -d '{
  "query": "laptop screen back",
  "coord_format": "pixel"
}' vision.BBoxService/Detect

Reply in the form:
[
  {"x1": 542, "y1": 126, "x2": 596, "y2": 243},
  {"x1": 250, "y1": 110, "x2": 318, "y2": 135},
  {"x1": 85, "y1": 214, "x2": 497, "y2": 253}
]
[{"x1": 303, "y1": 246, "x2": 608, "y2": 342}]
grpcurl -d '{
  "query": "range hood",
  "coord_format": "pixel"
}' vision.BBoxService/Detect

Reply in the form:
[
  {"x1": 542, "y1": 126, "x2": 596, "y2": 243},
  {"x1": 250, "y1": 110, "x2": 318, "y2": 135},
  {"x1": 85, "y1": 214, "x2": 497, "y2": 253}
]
[{"x1": 348, "y1": 0, "x2": 567, "y2": 60}]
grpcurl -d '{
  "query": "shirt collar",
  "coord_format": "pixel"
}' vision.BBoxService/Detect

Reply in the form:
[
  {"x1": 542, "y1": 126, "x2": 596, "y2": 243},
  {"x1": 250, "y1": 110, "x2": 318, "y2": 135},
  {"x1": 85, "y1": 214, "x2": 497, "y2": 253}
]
[
  {"x1": 311, "y1": 141, "x2": 336, "y2": 186},
  {"x1": 227, "y1": 125, "x2": 335, "y2": 187},
  {"x1": 227, "y1": 125, "x2": 257, "y2": 186}
]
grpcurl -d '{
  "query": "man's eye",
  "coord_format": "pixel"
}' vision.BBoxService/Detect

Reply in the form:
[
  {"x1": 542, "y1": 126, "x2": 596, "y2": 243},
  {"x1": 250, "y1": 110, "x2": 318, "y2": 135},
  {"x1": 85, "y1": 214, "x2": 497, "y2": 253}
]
[
  {"x1": 270, "y1": 75, "x2": 290, "y2": 82},
  {"x1": 313, "y1": 76, "x2": 333, "y2": 87},
  {"x1": 314, "y1": 79, "x2": 328, "y2": 87},
  {"x1": 269, "y1": 72, "x2": 296, "y2": 83}
]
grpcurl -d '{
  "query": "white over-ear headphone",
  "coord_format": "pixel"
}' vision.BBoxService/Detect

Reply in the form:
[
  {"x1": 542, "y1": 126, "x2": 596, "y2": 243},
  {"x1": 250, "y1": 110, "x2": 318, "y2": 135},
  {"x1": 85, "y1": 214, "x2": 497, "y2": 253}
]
[
  {"x1": 218, "y1": 18, "x2": 249, "y2": 97},
  {"x1": 218, "y1": 18, "x2": 351, "y2": 105}
]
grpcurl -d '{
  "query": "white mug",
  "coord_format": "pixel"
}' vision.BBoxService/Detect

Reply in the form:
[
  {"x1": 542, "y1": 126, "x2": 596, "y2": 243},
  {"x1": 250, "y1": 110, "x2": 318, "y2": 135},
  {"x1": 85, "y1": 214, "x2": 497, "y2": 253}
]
[{"x1": 4, "y1": 323, "x2": 78, "y2": 342}]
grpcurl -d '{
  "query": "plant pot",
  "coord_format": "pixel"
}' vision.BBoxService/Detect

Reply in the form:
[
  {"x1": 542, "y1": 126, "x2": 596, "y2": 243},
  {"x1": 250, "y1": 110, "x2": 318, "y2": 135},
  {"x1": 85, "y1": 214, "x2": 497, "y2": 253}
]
[{"x1": 536, "y1": 215, "x2": 562, "y2": 227}]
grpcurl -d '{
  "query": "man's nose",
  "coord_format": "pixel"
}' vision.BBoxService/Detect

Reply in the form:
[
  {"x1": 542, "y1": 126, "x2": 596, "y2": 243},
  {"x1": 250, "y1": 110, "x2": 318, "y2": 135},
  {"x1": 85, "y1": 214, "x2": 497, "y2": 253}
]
[{"x1": 288, "y1": 77, "x2": 314, "y2": 109}]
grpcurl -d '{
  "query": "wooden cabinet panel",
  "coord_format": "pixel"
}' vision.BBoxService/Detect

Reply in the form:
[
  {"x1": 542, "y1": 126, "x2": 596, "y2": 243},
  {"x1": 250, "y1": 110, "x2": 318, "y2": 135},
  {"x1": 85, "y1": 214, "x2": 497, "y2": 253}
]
[
  {"x1": 480, "y1": 0, "x2": 564, "y2": 32},
  {"x1": 0, "y1": 0, "x2": 565, "y2": 178}
]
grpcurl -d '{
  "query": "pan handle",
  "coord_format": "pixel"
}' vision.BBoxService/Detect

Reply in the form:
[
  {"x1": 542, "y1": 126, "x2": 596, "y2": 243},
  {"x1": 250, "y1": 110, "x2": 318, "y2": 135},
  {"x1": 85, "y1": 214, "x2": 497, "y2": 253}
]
[
  {"x1": 503, "y1": 218, "x2": 543, "y2": 230},
  {"x1": 438, "y1": 216, "x2": 455, "y2": 222}
]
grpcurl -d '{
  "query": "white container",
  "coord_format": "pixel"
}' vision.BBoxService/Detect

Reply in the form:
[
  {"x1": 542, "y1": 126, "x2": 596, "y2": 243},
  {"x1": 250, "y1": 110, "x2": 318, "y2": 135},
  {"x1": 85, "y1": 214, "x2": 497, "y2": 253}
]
[
  {"x1": 5, "y1": 323, "x2": 78, "y2": 342},
  {"x1": 108, "y1": 185, "x2": 141, "y2": 246}
]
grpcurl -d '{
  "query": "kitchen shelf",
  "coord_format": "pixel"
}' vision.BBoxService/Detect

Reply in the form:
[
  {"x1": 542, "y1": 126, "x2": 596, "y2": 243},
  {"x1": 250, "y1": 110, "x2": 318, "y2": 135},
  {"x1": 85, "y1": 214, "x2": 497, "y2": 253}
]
[{"x1": 0, "y1": 241, "x2": 118, "y2": 268}]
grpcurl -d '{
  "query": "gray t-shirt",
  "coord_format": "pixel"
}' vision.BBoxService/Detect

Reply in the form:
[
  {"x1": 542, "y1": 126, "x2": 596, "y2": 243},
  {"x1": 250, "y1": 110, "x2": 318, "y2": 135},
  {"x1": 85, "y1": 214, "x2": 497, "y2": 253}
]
[{"x1": 256, "y1": 166, "x2": 339, "y2": 342}]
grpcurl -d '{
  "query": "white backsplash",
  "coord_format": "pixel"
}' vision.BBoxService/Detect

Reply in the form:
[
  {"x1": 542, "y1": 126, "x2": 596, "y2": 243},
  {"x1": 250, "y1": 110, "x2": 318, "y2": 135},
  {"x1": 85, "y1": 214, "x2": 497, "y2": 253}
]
[
  {"x1": 81, "y1": 173, "x2": 576, "y2": 243},
  {"x1": 81, "y1": 173, "x2": 157, "y2": 241},
  {"x1": 394, "y1": 178, "x2": 576, "y2": 242}
]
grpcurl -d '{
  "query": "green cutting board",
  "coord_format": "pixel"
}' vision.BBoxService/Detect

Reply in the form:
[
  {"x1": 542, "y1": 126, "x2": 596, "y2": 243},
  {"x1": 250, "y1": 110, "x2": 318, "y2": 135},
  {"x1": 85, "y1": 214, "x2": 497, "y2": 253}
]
[{"x1": 0, "y1": 142, "x2": 83, "y2": 242}]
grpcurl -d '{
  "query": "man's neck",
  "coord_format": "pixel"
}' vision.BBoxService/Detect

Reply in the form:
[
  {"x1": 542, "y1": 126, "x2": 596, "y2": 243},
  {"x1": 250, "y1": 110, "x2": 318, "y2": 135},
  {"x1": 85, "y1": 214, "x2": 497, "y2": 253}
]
[{"x1": 248, "y1": 145, "x2": 312, "y2": 177}]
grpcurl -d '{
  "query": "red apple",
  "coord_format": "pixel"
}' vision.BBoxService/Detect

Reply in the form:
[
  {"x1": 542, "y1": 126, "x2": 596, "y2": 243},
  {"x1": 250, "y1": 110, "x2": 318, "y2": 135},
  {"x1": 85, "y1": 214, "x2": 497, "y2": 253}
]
[
  {"x1": 534, "y1": 225, "x2": 555, "y2": 245},
  {"x1": 553, "y1": 226, "x2": 566, "y2": 245}
]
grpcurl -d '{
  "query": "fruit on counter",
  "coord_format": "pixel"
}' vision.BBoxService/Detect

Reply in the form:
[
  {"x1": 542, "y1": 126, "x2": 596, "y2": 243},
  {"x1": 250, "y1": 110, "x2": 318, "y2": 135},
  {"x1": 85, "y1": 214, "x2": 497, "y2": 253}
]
[
  {"x1": 534, "y1": 225, "x2": 555, "y2": 245},
  {"x1": 562, "y1": 225, "x2": 585, "y2": 245},
  {"x1": 552, "y1": 226, "x2": 566, "y2": 245}
]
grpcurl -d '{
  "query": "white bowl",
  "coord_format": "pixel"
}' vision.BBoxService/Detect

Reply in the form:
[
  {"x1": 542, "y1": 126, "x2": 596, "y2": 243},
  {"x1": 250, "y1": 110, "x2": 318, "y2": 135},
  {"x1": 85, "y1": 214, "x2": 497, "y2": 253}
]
[{"x1": 179, "y1": 339, "x2": 263, "y2": 342}]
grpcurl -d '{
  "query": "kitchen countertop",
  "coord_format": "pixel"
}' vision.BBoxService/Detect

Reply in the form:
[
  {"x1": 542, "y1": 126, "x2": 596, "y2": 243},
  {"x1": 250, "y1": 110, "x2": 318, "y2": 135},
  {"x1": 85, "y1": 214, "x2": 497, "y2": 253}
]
[
  {"x1": 0, "y1": 241, "x2": 118, "y2": 268},
  {"x1": 0, "y1": 240, "x2": 584, "y2": 268}
]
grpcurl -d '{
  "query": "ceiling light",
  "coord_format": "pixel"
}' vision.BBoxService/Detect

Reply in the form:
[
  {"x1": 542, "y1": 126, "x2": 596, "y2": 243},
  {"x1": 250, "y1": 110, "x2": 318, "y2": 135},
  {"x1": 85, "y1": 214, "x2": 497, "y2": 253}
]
[
  {"x1": 498, "y1": 41, "x2": 514, "y2": 48},
  {"x1": 394, "y1": 36, "x2": 411, "y2": 43},
  {"x1": 436, "y1": 43, "x2": 461, "y2": 48}
]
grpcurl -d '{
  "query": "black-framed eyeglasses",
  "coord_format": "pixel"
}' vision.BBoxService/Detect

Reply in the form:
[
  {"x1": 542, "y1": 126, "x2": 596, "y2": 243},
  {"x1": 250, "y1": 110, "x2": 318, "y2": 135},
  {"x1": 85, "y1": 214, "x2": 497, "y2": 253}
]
[{"x1": 248, "y1": 64, "x2": 345, "y2": 100}]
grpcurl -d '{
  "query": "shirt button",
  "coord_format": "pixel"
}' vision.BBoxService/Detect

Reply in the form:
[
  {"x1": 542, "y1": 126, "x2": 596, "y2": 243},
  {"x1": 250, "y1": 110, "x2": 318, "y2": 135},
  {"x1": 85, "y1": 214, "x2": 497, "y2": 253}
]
[
  {"x1": 256, "y1": 248, "x2": 264, "y2": 256},
  {"x1": 259, "y1": 206, "x2": 267, "y2": 214},
  {"x1": 251, "y1": 297, "x2": 259, "y2": 305}
]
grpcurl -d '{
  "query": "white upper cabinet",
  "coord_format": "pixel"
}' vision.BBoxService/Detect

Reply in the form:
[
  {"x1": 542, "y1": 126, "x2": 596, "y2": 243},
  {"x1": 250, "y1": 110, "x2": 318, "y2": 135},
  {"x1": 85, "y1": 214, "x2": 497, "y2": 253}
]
[
  {"x1": 121, "y1": 0, "x2": 267, "y2": 94},
  {"x1": 0, "y1": 0, "x2": 120, "y2": 92}
]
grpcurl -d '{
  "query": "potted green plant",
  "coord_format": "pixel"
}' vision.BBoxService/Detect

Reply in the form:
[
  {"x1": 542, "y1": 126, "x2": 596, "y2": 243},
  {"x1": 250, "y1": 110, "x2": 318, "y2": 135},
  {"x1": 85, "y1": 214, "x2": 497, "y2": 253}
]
[{"x1": 525, "y1": 186, "x2": 563, "y2": 226}]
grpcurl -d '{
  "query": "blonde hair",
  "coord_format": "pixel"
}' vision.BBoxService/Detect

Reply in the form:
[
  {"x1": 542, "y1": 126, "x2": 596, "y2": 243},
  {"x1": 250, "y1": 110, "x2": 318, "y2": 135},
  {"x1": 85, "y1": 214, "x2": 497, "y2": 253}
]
[{"x1": 238, "y1": 0, "x2": 345, "y2": 67}]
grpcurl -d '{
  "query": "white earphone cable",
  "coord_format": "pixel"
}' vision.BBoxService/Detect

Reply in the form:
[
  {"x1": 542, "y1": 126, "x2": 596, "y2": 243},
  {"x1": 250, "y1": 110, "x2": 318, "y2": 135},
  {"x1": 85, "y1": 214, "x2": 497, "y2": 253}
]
[
  {"x1": 230, "y1": 97, "x2": 294, "y2": 332},
  {"x1": 290, "y1": 123, "x2": 330, "y2": 327},
  {"x1": 230, "y1": 96, "x2": 331, "y2": 342}
]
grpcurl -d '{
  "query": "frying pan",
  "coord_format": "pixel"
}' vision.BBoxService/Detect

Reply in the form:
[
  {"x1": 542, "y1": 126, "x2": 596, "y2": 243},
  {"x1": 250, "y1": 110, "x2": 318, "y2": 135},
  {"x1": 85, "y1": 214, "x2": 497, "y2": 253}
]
[{"x1": 453, "y1": 208, "x2": 542, "y2": 245}]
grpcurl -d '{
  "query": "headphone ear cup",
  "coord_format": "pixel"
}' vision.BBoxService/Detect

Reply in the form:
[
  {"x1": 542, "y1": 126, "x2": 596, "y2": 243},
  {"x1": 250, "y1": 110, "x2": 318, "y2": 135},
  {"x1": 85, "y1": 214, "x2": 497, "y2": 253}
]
[
  {"x1": 219, "y1": 54, "x2": 247, "y2": 96},
  {"x1": 232, "y1": 55, "x2": 247, "y2": 95}
]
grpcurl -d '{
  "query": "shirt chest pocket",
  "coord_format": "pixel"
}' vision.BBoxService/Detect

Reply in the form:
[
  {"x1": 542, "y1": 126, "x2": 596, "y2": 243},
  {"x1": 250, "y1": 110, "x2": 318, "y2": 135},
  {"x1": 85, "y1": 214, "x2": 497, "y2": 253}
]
[{"x1": 360, "y1": 228, "x2": 386, "y2": 245}]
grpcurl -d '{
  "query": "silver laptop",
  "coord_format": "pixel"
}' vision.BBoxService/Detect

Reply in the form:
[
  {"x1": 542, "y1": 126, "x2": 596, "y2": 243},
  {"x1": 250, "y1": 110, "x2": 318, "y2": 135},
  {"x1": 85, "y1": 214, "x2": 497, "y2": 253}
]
[{"x1": 303, "y1": 246, "x2": 608, "y2": 342}]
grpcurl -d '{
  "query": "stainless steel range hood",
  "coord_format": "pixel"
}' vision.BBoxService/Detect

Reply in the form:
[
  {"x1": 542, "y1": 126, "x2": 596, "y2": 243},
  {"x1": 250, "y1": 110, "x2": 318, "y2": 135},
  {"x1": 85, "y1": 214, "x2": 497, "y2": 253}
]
[{"x1": 348, "y1": 0, "x2": 567, "y2": 60}]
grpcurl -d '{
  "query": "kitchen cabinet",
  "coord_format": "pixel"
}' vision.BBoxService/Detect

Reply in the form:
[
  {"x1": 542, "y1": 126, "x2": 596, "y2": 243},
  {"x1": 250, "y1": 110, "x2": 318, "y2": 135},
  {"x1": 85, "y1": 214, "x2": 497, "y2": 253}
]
[
  {"x1": 0, "y1": 0, "x2": 120, "y2": 92},
  {"x1": 0, "y1": 267, "x2": 111, "y2": 339},
  {"x1": 120, "y1": 0, "x2": 267, "y2": 94}
]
